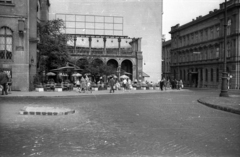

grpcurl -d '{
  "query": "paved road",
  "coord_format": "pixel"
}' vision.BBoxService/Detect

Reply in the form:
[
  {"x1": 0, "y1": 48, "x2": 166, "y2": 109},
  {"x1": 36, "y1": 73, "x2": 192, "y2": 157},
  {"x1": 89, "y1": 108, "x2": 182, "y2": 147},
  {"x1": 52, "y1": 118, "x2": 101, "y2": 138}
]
[{"x1": 0, "y1": 89, "x2": 239, "y2": 157}]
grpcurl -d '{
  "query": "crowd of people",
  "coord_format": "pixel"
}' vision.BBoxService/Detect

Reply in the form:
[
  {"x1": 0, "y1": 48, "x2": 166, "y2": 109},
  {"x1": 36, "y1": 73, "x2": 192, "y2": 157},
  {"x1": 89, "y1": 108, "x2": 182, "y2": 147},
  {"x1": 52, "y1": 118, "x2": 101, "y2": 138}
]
[
  {"x1": 1, "y1": 69, "x2": 185, "y2": 95},
  {"x1": 74, "y1": 75, "x2": 92, "y2": 93},
  {"x1": 159, "y1": 78, "x2": 183, "y2": 91}
]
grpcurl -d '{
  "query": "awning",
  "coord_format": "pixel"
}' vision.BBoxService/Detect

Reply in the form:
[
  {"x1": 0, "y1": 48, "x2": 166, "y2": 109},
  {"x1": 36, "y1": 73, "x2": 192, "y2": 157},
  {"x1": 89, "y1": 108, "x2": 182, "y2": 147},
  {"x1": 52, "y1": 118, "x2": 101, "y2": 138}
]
[{"x1": 142, "y1": 72, "x2": 150, "y2": 77}]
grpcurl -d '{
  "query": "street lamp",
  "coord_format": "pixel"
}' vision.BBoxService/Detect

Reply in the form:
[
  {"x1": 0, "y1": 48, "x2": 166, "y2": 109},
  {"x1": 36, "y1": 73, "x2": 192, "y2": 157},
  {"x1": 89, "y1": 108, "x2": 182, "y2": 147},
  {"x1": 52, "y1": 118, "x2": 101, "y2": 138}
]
[{"x1": 219, "y1": 0, "x2": 229, "y2": 97}]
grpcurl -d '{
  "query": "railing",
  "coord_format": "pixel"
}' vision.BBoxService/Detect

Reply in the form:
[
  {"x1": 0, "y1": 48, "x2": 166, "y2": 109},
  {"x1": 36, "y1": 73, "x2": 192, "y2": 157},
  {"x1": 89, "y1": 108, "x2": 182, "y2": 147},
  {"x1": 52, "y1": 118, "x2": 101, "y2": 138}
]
[
  {"x1": 92, "y1": 48, "x2": 103, "y2": 55},
  {"x1": 68, "y1": 47, "x2": 134, "y2": 56},
  {"x1": 106, "y1": 48, "x2": 118, "y2": 55},
  {"x1": 120, "y1": 48, "x2": 133, "y2": 55}
]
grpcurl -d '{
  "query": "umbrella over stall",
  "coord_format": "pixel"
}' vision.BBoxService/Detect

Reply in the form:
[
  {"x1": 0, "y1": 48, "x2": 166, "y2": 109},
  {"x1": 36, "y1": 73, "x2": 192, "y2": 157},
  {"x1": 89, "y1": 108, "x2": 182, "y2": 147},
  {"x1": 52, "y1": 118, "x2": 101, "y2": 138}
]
[
  {"x1": 46, "y1": 72, "x2": 56, "y2": 76},
  {"x1": 72, "y1": 73, "x2": 82, "y2": 77},
  {"x1": 120, "y1": 75, "x2": 129, "y2": 79},
  {"x1": 51, "y1": 62, "x2": 82, "y2": 73}
]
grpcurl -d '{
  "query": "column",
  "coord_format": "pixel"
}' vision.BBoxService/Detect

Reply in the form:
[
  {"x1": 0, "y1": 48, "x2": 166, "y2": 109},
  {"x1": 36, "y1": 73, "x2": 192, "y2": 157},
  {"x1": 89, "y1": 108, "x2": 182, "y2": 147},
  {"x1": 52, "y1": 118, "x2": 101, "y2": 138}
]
[
  {"x1": 118, "y1": 38, "x2": 121, "y2": 55},
  {"x1": 74, "y1": 35, "x2": 77, "y2": 53},
  {"x1": 89, "y1": 37, "x2": 92, "y2": 55},
  {"x1": 197, "y1": 68, "x2": 201, "y2": 88},
  {"x1": 103, "y1": 37, "x2": 106, "y2": 55}
]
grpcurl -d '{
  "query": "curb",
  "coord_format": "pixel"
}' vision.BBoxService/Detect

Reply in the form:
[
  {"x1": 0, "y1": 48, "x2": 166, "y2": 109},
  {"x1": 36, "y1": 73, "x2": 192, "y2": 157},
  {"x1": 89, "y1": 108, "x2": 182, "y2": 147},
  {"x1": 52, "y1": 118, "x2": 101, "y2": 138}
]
[
  {"x1": 0, "y1": 89, "x2": 190, "y2": 98},
  {"x1": 197, "y1": 99, "x2": 240, "y2": 115}
]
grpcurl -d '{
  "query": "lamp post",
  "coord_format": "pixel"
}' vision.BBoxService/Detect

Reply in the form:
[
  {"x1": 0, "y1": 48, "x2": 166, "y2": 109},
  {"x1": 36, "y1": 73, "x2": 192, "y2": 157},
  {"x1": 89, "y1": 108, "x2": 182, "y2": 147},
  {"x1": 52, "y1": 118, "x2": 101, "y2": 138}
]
[{"x1": 219, "y1": 0, "x2": 229, "y2": 97}]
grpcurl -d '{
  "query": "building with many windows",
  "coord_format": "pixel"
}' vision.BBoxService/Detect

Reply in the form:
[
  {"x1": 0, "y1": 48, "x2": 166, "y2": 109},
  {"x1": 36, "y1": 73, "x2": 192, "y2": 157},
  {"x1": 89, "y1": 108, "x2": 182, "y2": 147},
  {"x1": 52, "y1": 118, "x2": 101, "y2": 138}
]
[
  {"x1": 169, "y1": 0, "x2": 240, "y2": 89},
  {"x1": 162, "y1": 40, "x2": 171, "y2": 80},
  {"x1": 0, "y1": 0, "x2": 49, "y2": 91}
]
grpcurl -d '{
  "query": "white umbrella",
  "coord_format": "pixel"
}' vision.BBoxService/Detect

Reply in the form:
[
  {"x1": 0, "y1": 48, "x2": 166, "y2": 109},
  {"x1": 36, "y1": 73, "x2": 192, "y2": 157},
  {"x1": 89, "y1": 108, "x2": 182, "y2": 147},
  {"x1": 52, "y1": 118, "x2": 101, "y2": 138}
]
[
  {"x1": 46, "y1": 72, "x2": 56, "y2": 76},
  {"x1": 72, "y1": 73, "x2": 82, "y2": 77},
  {"x1": 120, "y1": 75, "x2": 129, "y2": 79}
]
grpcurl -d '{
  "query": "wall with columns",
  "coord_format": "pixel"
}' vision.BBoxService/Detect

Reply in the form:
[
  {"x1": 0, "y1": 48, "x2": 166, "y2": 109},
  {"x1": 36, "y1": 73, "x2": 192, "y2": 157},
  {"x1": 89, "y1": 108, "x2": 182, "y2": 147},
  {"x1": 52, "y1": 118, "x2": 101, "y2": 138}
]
[{"x1": 49, "y1": 0, "x2": 163, "y2": 82}]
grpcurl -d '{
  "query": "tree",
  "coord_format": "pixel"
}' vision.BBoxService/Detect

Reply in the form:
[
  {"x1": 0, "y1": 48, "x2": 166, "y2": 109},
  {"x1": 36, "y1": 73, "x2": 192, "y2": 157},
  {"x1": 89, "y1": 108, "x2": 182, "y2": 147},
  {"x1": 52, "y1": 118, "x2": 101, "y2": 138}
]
[
  {"x1": 37, "y1": 19, "x2": 71, "y2": 74},
  {"x1": 76, "y1": 59, "x2": 117, "y2": 82}
]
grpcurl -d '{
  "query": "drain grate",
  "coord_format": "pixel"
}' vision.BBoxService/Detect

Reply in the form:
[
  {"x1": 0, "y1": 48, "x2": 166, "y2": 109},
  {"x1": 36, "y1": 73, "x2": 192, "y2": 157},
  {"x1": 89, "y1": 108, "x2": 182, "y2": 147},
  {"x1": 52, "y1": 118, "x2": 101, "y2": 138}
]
[{"x1": 19, "y1": 106, "x2": 75, "y2": 116}]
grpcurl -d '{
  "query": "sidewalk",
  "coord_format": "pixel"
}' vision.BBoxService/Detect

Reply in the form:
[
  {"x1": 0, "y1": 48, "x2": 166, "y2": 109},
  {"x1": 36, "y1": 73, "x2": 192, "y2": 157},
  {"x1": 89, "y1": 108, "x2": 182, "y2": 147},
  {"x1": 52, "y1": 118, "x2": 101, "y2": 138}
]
[
  {"x1": 0, "y1": 88, "x2": 184, "y2": 98},
  {"x1": 198, "y1": 94, "x2": 240, "y2": 115}
]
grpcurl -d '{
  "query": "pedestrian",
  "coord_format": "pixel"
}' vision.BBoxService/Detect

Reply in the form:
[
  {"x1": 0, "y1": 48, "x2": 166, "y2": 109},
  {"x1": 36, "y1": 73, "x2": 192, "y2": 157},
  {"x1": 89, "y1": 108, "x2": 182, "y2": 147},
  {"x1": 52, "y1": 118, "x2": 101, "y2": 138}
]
[
  {"x1": 109, "y1": 77, "x2": 116, "y2": 93},
  {"x1": 115, "y1": 81, "x2": 120, "y2": 90},
  {"x1": 0, "y1": 70, "x2": 9, "y2": 95},
  {"x1": 123, "y1": 79, "x2": 127, "y2": 91},
  {"x1": 162, "y1": 77, "x2": 167, "y2": 90},
  {"x1": 7, "y1": 74, "x2": 12, "y2": 94},
  {"x1": 80, "y1": 76, "x2": 87, "y2": 93},
  {"x1": 179, "y1": 80, "x2": 183, "y2": 89},
  {"x1": 176, "y1": 79, "x2": 180, "y2": 90},
  {"x1": 75, "y1": 78, "x2": 80, "y2": 92},
  {"x1": 160, "y1": 79, "x2": 164, "y2": 91}
]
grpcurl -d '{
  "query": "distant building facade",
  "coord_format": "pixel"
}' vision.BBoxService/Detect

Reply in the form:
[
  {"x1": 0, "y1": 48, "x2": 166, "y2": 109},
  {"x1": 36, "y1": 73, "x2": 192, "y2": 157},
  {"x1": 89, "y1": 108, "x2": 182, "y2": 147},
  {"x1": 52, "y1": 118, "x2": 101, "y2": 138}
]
[
  {"x1": 55, "y1": 13, "x2": 143, "y2": 81},
  {"x1": 49, "y1": 0, "x2": 163, "y2": 82},
  {"x1": 169, "y1": 0, "x2": 240, "y2": 89},
  {"x1": 0, "y1": 0, "x2": 50, "y2": 91},
  {"x1": 162, "y1": 40, "x2": 171, "y2": 80}
]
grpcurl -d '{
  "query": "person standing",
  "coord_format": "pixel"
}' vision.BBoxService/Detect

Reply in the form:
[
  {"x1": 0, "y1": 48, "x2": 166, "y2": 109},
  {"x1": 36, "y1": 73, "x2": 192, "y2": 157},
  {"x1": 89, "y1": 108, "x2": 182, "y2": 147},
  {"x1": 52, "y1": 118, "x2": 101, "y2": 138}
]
[
  {"x1": 109, "y1": 77, "x2": 116, "y2": 93},
  {"x1": 123, "y1": 79, "x2": 127, "y2": 91},
  {"x1": 0, "y1": 70, "x2": 9, "y2": 95},
  {"x1": 75, "y1": 78, "x2": 80, "y2": 92},
  {"x1": 160, "y1": 79, "x2": 164, "y2": 91},
  {"x1": 80, "y1": 76, "x2": 87, "y2": 93},
  {"x1": 7, "y1": 74, "x2": 12, "y2": 94},
  {"x1": 179, "y1": 80, "x2": 183, "y2": 89}
]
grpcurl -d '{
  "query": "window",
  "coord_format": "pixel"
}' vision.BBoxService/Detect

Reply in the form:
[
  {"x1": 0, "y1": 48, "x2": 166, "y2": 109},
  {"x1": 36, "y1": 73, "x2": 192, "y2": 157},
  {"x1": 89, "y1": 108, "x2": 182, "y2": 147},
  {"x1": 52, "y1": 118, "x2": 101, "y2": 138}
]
[
  {"x1": 195, "y1": 32, "x2": 198, "y2": 43},
  {"x1": 216, "y1": 26, "x2": 220, "y2": 38},
  {"x1": 0, "y1": 27, "x2": 13, "y2": 60},
  {"x1": 205, "y1": 69, "x2": 208, "y2": 82},
  {"x1": 0, "y1": 0, "x2": 12, "y2": 4},
  {"x1": 216, "y1": 47, "x2": 219, "y2": 58},
  {"x1": 205, "y1": 29, "x2": 208, "y2": 40},
  {"x1": 210, "y1": 27, "x2": 214, "y2": 39},
  {"x1": 200, "y1": 31, "x2": 203, "y2": 42},
  {"x1": 211, "y1": 69, "x2": 213, "y2": 81},
  {"x1": 216, "y1": 68, "x2": 219, "y2": 82},
  {"x1": 227, "y1": 42, "x2": 231, "y2": 57},
  {"x1": 227, "y1": 19, "x2": 231, "y2": 35}
]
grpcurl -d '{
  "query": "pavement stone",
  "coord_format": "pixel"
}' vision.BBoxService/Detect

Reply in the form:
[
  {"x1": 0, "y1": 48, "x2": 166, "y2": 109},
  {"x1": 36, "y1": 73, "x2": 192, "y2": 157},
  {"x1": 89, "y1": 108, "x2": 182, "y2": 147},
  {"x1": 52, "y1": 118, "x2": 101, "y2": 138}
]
[{"x1": 1, "y1": 88, "x2": 240, "y2": 115}]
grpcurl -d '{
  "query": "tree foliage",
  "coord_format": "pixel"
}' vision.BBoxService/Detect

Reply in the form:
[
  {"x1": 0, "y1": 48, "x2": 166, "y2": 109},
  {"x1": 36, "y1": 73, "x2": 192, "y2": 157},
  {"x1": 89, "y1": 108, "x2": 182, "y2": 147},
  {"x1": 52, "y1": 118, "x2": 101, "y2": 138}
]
[
  {"x1": 37, "y1": 19, "x2": 71, "y2": 73},
  {"x1": 76, "y1": 59, "x2": 117, "y2": 79}
]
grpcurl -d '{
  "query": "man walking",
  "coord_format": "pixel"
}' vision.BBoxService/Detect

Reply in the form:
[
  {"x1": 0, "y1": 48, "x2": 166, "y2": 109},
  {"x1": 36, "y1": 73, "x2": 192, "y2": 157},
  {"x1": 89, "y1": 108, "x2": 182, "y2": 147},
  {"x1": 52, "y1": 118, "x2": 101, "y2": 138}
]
[
  {"x1": 0, "y1": 70, "x2": 9, "y2": 95},
  {"x1": 109, "y1": 77, "x2": 116, "y2": 93}
]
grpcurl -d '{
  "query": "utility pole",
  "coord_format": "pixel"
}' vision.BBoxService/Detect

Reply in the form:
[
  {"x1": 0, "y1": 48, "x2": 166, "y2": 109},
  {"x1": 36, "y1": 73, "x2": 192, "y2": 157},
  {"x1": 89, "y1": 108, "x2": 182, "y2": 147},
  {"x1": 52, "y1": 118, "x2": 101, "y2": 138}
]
[{"x1": 219, "y1": 0, "x2": 229, "y2": 97}]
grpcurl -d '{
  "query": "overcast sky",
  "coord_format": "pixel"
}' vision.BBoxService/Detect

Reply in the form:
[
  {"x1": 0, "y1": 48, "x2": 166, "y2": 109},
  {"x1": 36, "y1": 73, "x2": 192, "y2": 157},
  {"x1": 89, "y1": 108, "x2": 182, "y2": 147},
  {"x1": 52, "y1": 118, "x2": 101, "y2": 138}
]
[{"x1": 163, "y1": 0, "x2": 224, "y2": 40}]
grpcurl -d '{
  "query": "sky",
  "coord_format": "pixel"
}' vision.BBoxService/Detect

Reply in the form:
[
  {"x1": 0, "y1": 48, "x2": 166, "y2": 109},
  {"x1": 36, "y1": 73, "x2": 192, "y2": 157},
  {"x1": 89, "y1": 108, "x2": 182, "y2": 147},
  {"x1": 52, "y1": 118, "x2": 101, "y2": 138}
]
[{"x1": 163, "y1": 0, "x2": 224, "y2": 40}]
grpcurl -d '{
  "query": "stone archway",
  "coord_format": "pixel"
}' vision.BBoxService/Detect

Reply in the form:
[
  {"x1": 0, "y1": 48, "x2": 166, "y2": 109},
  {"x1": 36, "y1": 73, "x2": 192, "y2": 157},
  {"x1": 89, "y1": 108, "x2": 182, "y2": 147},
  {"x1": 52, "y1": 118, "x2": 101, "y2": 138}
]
[
  {"x1": 92, "y1": 58, "x2": 104, "y2": 67},
  {"x1": 107, "y1": 59, "x2": 118, "y2": 70},
  {"x1": 121, "y1": 59, "x2": 133, "y2": 80}
]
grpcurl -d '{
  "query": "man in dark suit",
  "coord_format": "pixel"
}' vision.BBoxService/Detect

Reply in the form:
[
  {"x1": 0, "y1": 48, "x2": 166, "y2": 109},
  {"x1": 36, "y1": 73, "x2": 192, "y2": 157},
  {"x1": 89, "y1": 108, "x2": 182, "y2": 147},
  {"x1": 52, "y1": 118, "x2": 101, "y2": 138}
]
[
  {"x1": 109, "y1": 77, "x2": 116, "y2": 93},
  {"x1": 0, "y1": 70, "x2": 9, "y2": 95}
]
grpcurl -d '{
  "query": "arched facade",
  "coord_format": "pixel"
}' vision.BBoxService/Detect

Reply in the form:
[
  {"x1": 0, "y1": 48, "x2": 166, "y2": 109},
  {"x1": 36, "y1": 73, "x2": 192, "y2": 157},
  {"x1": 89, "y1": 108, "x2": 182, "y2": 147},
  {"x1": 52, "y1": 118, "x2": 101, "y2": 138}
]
[{"x1": 69, "y1": 35, "x2": 142, "y2": 82}]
